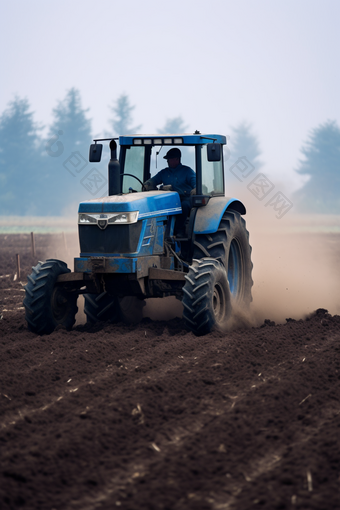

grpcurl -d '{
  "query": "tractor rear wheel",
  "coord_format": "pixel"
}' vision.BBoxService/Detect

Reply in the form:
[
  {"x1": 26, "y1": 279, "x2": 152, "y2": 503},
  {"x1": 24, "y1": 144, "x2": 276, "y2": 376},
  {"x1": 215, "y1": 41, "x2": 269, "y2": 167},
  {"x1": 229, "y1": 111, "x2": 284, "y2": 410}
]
[
  {"x1": 182, "y1": 258, "x2": 231, "y2": 335},
  {"x1": 84, "y1": 292, "x2": 119, "y2": 324},
  {"x1": 84, "y1": 293, "x2": 144, "y2": 325},
  {"x1": 23, "y1": 259, "x2": 78, "y2": 335},
  {"x1": 193, "y1": 209, "x2": 253, "y2": 307},
  {"x1": 119, "y1": 296, "x2": 145, "y2": 325}
]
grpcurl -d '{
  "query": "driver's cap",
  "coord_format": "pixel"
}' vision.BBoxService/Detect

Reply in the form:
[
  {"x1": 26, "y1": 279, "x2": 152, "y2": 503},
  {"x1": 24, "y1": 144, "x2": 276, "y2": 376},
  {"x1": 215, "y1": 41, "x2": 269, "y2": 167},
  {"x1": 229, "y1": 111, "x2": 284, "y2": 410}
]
[{"x1": 164, "y1": 148, "x2": 181, "y2": 159}]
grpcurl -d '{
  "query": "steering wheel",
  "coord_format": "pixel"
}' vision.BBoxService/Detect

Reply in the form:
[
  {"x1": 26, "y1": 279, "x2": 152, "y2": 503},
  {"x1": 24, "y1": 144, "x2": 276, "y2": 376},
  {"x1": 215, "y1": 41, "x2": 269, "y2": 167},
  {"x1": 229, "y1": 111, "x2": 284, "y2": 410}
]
[{"x1": 120, "y1": 173, "x2": 147, "y2": 191}]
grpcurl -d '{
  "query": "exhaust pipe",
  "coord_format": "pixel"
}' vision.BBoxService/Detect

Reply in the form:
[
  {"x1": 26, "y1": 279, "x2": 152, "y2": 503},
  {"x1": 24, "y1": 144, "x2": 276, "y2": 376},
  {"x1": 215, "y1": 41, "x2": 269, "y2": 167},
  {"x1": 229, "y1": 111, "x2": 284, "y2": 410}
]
[{"x1": 108, "y1": 139, "x2": 121, "y2": 196}]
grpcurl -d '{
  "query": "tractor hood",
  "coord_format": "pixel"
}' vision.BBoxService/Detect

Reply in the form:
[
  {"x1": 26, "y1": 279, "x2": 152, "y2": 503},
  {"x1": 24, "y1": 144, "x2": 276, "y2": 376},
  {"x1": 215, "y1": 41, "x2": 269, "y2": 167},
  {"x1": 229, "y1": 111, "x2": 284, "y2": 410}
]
[{"x1": 78, "y1": 190, "x2": 182, "y2": 219}]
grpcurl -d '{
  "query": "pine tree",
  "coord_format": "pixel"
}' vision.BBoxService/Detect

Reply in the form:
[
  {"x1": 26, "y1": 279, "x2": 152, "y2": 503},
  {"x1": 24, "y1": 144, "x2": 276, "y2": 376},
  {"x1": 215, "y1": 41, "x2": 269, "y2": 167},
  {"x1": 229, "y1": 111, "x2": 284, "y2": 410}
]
[
  {"x1": 47, "y1": 87, "x2": 91, "y2": 155},
  {"x1": 0, "y1": 97, "x2": 43, "y2": 215},
  {"x1": 157, "y1": 116, "x2": 188, "y2": 134},
  {"x1": 109, "y1": 94, "x2": 141, "y2": 135},
  {"x1": 44, "y1": 88, "x2": 93, "y2": 214},
  {"x1": 228, "y1": 122, "x2": 263, "y2": 170},
  {"x1": 155, "y1": 116, "x2": 192, "y2": 170},
  {"x1": 294, "y1": 120, "x2": 340, "y2": 213}
]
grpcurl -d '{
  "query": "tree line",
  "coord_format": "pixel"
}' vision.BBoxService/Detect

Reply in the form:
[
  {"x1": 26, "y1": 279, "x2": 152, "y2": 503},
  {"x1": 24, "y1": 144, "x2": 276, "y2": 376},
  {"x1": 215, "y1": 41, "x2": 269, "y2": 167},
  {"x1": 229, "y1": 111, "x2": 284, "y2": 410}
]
[
  {"x1": 0, "y1": 89, "x2": 189, "y2": 216},
  {"x1": 0, "y1": 88, "x2": 339, "y2": 215}
]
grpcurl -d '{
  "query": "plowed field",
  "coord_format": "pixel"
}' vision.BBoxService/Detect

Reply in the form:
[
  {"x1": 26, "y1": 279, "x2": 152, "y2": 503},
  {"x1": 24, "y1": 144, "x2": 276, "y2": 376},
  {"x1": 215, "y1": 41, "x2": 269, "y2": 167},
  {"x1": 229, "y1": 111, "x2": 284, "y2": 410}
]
[{"x1": 1, "y1": 233, "x2": 340, "y2": 510}]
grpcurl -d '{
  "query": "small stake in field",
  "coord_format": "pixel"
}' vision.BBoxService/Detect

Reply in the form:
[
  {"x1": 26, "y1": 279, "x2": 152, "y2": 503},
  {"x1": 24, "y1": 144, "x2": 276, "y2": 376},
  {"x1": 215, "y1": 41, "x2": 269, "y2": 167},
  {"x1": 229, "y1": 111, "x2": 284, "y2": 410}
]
[
  {"x1": 16, "y1": 253, "x2": 20, "y2": 280},
  {"x1": 31, "y1": 232, "x2": 36, "y2": 257}
]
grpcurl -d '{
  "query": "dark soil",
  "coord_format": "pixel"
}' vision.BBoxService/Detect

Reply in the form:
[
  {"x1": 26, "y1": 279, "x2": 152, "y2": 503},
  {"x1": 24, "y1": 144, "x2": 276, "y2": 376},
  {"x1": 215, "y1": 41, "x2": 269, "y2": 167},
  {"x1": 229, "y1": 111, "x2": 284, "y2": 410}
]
[{"x1": 1, "y1": 234, "x2": 340, "y2": 510}]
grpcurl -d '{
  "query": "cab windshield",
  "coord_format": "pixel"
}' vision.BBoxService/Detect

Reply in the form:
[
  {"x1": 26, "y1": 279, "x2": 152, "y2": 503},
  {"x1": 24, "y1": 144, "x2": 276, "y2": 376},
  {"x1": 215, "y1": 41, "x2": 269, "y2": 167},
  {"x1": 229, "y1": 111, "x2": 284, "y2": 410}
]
[
  {"x1": 121, "y1": 146, "x2": 145, "y2": 193},
  {"x1": 120, "y1": 143, "x2": 224, "y2": 196}
]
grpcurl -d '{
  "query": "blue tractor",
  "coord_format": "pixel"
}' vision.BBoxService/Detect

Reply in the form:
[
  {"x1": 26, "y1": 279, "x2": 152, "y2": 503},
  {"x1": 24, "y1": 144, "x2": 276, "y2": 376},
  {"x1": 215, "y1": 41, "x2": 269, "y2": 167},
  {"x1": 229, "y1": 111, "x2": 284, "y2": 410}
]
[{"x1": 24, "y1": 132, "x2": 253, "y2": 336}]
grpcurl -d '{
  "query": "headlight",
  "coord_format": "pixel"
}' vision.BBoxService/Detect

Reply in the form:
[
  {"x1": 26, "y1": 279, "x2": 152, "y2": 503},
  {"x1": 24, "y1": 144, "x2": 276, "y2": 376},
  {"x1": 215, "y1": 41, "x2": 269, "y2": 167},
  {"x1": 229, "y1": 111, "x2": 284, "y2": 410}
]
[
  {"x1": 108, "y1": 212, "x2": 139, "y2": 224},
  {"x1": 78, "y1": 213, "x2": 97, "y2": 224},
  {"x1": 78, "y1": 211, "x2": 139, "y2": 228}
]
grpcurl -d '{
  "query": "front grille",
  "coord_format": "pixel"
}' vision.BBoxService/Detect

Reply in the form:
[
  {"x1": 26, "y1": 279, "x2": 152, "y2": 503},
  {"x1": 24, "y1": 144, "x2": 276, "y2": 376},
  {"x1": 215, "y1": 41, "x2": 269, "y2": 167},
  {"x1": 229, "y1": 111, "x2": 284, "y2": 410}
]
[{"x1": 79, "y1": 222, "x2": 143, "y2": 254}]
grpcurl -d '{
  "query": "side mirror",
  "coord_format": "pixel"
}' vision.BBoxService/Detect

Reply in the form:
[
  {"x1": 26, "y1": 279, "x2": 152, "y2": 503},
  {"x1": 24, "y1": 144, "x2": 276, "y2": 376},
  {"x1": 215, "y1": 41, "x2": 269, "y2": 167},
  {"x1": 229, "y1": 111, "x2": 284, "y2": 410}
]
[
  {"x1": 89, "y1": 143, "x2": 103, "y2": 162},
  {"x1": 207, "y1": 143, "x2": 221, "y2": 162}
]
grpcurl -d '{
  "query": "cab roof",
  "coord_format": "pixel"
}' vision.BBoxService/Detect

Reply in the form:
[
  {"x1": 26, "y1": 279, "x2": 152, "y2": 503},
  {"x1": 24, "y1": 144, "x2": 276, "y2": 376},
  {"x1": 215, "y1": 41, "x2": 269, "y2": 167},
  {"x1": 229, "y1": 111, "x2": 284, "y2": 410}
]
[{"x1": 119, "y1": 133, "x2": 227, "y2": 146}]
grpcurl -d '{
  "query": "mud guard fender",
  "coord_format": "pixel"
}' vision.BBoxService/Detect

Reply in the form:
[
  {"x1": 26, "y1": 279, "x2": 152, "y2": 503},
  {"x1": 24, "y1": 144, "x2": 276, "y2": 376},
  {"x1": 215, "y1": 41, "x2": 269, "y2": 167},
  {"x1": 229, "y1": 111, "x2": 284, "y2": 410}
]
[{"x1": 193, "y1": 197, "x2": 246, "y2": 235}]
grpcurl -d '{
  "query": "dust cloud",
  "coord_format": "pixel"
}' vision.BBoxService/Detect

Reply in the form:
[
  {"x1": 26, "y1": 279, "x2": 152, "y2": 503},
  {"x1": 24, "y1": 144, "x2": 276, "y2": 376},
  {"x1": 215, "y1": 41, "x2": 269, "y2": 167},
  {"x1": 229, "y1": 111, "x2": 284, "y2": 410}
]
[
  {"x1": 244, "y1": 203, "x2": 340, "y2": 324},
  {"x1": 144, "y1": 297, "x2": 183, "y2": 321},
  {"x1": 44, "y1": 230, "x2": 79, "y2": 270}
]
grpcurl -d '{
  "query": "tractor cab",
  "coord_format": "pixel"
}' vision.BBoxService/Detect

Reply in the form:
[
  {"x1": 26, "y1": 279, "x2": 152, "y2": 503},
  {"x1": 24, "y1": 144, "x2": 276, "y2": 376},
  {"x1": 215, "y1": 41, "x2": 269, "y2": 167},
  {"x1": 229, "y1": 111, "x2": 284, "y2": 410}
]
[
  {"x1": 82, "y1": 132, "x2": 246, "y2": 259},
  {"x1": 90, "y1": 132, "x2": 226, "y2": 201}
]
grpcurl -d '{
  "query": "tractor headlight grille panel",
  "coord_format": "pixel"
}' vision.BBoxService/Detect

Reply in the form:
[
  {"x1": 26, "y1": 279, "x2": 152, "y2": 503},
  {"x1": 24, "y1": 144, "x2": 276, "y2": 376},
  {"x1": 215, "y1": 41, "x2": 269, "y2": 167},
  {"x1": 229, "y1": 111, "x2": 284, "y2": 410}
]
[{"x1": 78, "y1": 211, "x2": 139, "y2": 229}]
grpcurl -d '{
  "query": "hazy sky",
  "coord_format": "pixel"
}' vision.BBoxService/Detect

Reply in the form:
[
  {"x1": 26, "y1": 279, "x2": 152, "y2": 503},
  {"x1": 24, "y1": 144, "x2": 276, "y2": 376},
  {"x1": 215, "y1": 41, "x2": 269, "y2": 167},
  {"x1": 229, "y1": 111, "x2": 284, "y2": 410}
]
[{"x1": 1, "y1": 0, "x2": 339, "y2": 189}]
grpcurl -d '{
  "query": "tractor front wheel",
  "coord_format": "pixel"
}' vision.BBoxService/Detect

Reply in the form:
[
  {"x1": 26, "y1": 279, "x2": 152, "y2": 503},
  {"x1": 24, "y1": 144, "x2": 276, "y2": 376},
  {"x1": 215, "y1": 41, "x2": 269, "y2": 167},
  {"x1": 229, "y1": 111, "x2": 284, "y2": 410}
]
[{"x1": 23, "y1": 259, "x2": 78, "y2": 335}]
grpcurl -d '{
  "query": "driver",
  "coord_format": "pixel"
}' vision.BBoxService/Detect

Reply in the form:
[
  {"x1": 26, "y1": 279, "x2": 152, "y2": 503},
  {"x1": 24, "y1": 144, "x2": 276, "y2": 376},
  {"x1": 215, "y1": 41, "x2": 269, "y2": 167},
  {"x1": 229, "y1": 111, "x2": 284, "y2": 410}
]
[{"x1": 143, "y1": 148, "x2": 196, "y2": 237}]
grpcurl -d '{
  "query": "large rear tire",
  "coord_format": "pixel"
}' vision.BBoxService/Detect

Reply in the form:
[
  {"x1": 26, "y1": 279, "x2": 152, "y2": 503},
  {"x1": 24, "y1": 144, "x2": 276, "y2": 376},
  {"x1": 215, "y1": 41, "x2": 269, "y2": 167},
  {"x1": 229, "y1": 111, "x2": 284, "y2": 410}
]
[
  {"x1": 193, "y1": 210, "x2": 253, "y2": 307},
  {"x1": 23, "y1": 259, "x2": 78, "y2": 335},
  {"x1": 182, "y1": 210, "x2": 253, "y2": 335},
  {"x1": 182, "y1": 258, "x2": 231, "y2": 336}
]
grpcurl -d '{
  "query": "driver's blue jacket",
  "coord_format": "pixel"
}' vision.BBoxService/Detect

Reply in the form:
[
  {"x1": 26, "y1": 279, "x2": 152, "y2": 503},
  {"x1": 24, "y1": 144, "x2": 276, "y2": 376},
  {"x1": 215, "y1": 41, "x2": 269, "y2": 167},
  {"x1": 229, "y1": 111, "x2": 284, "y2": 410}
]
[{"x1": 148, "y1": 163, "x2": 196, "y2": 198}]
